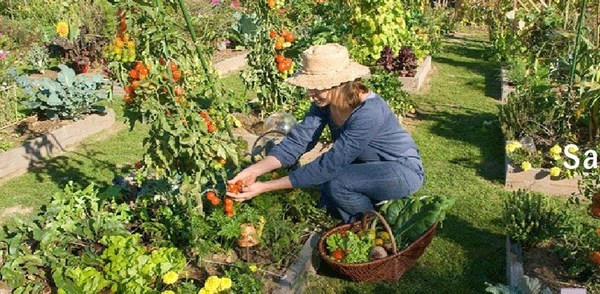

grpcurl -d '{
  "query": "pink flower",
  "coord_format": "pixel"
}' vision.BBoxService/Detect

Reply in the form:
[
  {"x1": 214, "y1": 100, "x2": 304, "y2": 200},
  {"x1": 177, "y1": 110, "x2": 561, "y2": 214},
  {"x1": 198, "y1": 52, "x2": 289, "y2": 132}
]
[
  {"x1": 210, "y1": 0, "x2": 219, "y2": 5},
  {"x1": 231, "y1": 0, "x2": 240, "y2": 8},
  {"x1": 0, "y1": 50, "x2": 7, "y2": 60}
]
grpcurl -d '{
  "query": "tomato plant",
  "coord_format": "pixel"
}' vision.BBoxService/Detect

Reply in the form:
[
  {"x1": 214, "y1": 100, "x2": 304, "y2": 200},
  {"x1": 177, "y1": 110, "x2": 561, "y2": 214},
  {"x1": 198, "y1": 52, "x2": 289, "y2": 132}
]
[{"x1": 106, "y1": 1, "x2": 246, "y2": 215}]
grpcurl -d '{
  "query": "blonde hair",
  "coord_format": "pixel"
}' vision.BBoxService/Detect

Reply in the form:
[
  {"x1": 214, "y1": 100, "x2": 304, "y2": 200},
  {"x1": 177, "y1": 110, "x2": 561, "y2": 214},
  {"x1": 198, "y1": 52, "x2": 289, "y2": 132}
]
[{"x1": 332, "y1": 79, "x2": 370, "y2": 109}]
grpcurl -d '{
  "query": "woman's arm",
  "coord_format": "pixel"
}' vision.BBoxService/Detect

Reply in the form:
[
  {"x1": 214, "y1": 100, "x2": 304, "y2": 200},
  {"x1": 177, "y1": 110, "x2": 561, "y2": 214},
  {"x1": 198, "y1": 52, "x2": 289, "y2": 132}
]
[{"x1": 228, "y1": 155, "x2": 282, "y2": 186}]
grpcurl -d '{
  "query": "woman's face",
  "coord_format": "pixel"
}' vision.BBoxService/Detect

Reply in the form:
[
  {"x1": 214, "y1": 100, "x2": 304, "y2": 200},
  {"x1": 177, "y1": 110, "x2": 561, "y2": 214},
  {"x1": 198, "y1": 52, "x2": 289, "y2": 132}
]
[{"x1": 307, "y1": 88, "x2": 334, "y2": 107}]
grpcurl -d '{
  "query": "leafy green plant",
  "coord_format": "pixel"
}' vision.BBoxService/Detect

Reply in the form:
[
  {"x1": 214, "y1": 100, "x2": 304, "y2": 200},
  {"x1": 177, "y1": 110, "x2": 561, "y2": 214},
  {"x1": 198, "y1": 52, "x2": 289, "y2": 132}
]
[
  {"x1": 502, "y1": 189, "x2": 568, "y2": 246},
  {"x1": 485, "y1": 275, "x2": 552, "y2": 294},
  {"x1": 346, "y1": 0, "x2": 410, "y2": 64},
  {"x1": 553, "y1": 222, "x2": 600, "y2": 281},
  {"x1": 233, "y1": 12, "x2": 302, "y2": 114},
  {"x1": 0, "y1": 182, "x2": 131, "y2": 292},
  {"x1": 25, "y1": 43, "x2": 50, "y2": 73},
  {"x1": 13, "y1": 65, "x2": 107, "y2": 120},
  {"x1": 366, "y1": 69, "x2": 414, "y2": 118}
]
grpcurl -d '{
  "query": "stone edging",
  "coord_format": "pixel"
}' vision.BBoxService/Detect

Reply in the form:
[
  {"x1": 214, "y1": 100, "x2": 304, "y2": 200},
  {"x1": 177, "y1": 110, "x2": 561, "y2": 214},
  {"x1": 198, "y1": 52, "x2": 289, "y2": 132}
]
[
  {"x1": 500, "y1": 67, "x2": 516, "y2": 102},
  {"x1": 506, "y1": 237, "x2": 524, "y2": 288},
  {"x1": 0, "y1": 109, "x2": 116, "y2": 183},
  {"x1": 398, "y1": 55, "x2": 432, "y2": 93},
  {"x1": 273, "y1": 232, "x2": 320, "y2": 294}
]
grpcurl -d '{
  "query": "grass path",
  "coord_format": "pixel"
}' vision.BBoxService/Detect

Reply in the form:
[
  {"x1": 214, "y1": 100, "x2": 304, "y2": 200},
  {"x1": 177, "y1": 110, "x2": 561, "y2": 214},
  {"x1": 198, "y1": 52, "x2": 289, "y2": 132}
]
[{"x1": 304, "y1": 29, "x2": 510, "y2": 293}]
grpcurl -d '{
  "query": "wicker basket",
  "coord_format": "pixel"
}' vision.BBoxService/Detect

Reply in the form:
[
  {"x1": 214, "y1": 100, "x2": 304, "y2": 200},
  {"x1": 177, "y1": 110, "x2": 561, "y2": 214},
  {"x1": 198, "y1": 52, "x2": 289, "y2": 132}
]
[{"x1": 318, "y1": 211, "x2": 437, "y2": 282}]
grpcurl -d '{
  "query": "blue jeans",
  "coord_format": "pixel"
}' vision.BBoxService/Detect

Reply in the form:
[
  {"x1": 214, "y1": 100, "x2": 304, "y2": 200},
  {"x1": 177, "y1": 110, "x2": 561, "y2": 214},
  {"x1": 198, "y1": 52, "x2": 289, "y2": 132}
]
[{"x1": 317, "y1": 157, "x2": 425, "y2": 223}]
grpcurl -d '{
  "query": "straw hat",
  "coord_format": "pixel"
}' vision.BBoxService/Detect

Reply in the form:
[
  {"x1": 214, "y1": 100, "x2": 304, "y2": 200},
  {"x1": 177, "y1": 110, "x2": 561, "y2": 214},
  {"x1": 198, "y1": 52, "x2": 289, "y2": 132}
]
[{"x1": 285, "y1": 43, "x2": 370, "y2": 90}]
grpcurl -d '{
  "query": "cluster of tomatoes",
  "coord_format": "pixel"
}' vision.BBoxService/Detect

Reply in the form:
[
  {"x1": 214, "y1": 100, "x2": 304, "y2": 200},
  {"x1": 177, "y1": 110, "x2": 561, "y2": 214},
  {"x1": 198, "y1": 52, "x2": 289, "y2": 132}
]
[
  {"x1": 270, "y1": 30, "x2": 295, "y2": 79},
  {"x1": 200, "y1": 110, "x2": 217, "y2": 133},
  {"x1": 105, "y1": 14, "x2": 136, "y2": 62},
  {"x1": 270, "y1": 30, "x2": 294, "y2": 50},
  {"x1": 274, "y1": 54, "x2": 294, "y2": 79},
  {"x1": 206, "y1": 191, "x2": 221, "y2": 206},
  {"x1": 160, "y1": 59, "x2": 182, "y2": 83},
  {"x1": 123, "y1": 61, "x2": 150, "y2": 104},
  {"x1": 206, "y1": 190, "x2": 235, "y2": 217},
  {"x1": 266, "y1": 0, "x2": 284, "y2": 9}
]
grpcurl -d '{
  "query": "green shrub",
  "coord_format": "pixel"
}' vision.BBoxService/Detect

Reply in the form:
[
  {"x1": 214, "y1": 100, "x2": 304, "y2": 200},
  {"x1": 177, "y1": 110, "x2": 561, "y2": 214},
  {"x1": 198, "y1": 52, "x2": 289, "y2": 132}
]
[
  {"x1": 502, "y1": 189, "x2": 568, "y2": 246},
  {"x1": 365, "y1": 69, "x2": 414, "y2": 118},
  {"x1": 13, "y1": 64, "x2": 108, "y2": 120}
]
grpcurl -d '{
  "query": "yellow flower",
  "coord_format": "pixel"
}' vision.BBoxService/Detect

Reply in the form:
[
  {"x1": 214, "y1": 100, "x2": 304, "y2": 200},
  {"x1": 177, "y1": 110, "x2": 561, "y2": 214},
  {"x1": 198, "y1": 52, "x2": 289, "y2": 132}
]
[
  {"x1": 162, "y1": 291, "x2": 176, "y2": 294},
  {"x1": 204, "y1": 276, "x2": 221, "y2": 292},
  {"x1": 505, "y1": 141, "x2": 522, "y2": 153},
  {"x1": 249, "y1": 264, "x2": 258, "y2": 273},
  {"x1": 56, "y1": 21, "x2": 69, "y2": 38},
  {"x1": 217, "y1": 277, "x2": 232, "y2": 291},
  {"x1": 162, "y1": 271, "x2": 179, "y2": 285},
  {"x1": 549, "y1": 167, "x2": 561, "y2": 177},
  {"x1": 568, "y1": 145, "x2": 579, "y2": 154},
  {"x1": 521, "y1": 161, "x2": 532, "y2": 171},
  {"x1": 198, "y1": 288, "x2": 212, "y2": 294},
  {"x1": 549, "y1": 144, "x2": 561, "y2": 155}
]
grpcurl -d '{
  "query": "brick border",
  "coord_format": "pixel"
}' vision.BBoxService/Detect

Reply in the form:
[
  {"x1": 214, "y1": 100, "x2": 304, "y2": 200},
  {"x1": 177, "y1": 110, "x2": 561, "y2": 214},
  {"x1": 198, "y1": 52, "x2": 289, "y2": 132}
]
[
  {"x1": 398, "y1": 55, "x2": 432, "y2": 93},
  {"x1": 0, "y1": 109, "x2": 116, "y2": 183}
]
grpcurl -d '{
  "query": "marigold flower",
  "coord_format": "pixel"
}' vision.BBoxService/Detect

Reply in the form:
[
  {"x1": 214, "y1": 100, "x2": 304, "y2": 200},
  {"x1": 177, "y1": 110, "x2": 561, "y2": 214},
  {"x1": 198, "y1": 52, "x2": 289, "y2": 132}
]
[
  {"x1": 162, "y1": 271, "x2": 179, "y2": 285},
  {"x1": 249, "y1": 264, "x2": 258, "y2": 272},
  {"x1": 568, "y1": 145, "x2": 579, "y2": 154},
  {"x1": 505, "y1": 141, "x2": 522, "y2": 153},
  {"x1": 204, "y1": 276, "x2": 221, "y2": 292},
  {"x1": 162, "y1": 291, "x2": 176, "y2": 294},
  {"x1": 198, "y1": 288, "x2": 212, "y2": 294},
  {"x1": 521, "y1": 161, "x2": 532, "y2": 171},
  {"x1": 549, "y1": 167, "x2": 561, "y2": 177},
  {"x1": 218, "y1": 277, "x2": 232, "y2": 291},
  {"x1": 549, "y1": 144, "x2": 561, "y2": 155},
  {"x1": 56, "y1": 21, "x2": 69, "y2": 38}
]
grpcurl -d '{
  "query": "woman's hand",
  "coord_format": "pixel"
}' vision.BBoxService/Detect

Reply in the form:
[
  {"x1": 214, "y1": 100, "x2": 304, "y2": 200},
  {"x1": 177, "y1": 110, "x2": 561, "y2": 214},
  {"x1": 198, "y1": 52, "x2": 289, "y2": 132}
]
[
  {"x1": 227, "y1": 182, "x2": 265, "y2": 202},
  {"x1": 228, "y1": 167, "x2": 259, "y2": 187}
]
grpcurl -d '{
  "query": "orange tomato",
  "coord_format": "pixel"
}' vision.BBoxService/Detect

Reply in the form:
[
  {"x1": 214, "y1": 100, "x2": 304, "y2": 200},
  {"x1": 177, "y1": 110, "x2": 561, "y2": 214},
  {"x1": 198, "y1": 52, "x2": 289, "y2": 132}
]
[
  {"x1": 207, "y1": 123, "x2": 217, "y2": 133},
  {"x1": 200, "y1": 110, "x2": 209, "y2": 119},
  {"x1": 172, "y1": 70, "x2": 182, "y2": 83},
  {"x1": 207, "y1": 191, "x2": 217, "y2": 200},
  {"x1": 131, "y1": 80, "x2": 140, "y2": 89},
  {"x1": 331, "y1": 248, "x2": 345, "y2": 260},
  {"x1": 267, "y1": 0, "x2": 275, "y2": 8},
  {"x1": 225, "y1": 197, "x2": 234, "y2": 206},
  {"x1": 590, "y1": 251, "x2": 600, "y2": 266},
  {"x1": 129, "y1": 69, "x2": 139, "y2": 80},
  {"x1": 124, "y1": 85, "x2": 134, "y2": 95},
  {"x1": 274, "y1": 37, "x2": 284, "y2": 50},
  {"x1": 210, "y1": 197, "x2": 221, "y2": 206},
  {"x1": 123, "y1": 94, "x2": 133, "y2": 104},
  {"x1": 275, "y1": 54, "x2": 284, "y2": 63},
  {"x1": 277, "y1": 62, "x2": 286, "y2": 73},
  {"x1": 269, "y1": 30, "x2": 278, "y2": 38}
]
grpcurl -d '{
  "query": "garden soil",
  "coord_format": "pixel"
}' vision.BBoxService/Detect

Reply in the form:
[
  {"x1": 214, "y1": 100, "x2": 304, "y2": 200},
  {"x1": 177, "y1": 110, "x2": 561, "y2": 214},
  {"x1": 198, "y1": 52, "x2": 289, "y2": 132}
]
[{"x1": 523, "y1": 241, "x2": 587, "y2": 292}]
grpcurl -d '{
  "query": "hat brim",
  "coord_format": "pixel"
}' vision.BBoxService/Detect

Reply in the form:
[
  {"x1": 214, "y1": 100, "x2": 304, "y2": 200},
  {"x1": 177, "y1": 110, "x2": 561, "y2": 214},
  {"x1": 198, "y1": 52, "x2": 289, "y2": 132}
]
[{"x1": 285, "y1": 61, "x2": 371, "y2": 90}]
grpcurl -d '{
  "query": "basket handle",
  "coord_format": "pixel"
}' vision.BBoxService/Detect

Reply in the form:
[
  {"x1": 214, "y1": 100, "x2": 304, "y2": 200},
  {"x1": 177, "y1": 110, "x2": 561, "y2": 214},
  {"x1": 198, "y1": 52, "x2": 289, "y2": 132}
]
[{"x1": 360, "y1": 211, "x2": 398, "y2": 255}]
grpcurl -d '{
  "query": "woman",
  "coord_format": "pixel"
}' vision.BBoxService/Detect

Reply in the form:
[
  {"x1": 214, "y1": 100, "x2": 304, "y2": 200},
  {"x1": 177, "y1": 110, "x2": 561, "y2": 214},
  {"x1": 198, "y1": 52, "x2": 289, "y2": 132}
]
[{"x1": 227, "y1": 43, "x2": 424, "y2": 223}]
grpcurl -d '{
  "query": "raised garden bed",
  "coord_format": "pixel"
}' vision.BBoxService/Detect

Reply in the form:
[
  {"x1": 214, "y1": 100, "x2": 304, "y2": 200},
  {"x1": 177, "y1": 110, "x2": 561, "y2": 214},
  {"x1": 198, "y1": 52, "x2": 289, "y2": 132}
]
[
  {"x1": 506, "y1": 237, "x2": 589, "y2": 293},
  {"x1": 0, "y1": 109, "x2": 115, "y2": 183},
  {"x1": 505, "y1": 161, "x2": 581, "y2": 196},
  {"x1": 398, "y1": 55, "x2": 432, "y2": 93}
]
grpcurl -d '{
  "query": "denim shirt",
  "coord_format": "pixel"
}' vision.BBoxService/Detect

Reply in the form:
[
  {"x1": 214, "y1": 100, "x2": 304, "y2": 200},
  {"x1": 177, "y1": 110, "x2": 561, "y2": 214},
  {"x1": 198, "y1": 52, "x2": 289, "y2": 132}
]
[{"x1": 268, "y1": 92, "x2": 422, "y2": 188}]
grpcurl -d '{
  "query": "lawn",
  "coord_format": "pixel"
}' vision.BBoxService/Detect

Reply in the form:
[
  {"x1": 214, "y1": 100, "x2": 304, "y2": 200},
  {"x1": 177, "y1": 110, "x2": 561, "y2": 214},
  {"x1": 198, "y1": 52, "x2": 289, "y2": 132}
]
[
  {"x1": 304, "y1": 29, "x2": 509, "y2": 293},
  {"x1": 0, "y1": 29, "x2": 512, "y2": 292}
]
